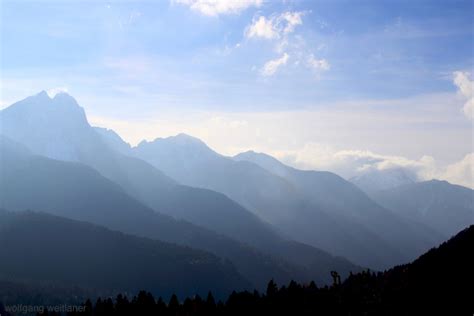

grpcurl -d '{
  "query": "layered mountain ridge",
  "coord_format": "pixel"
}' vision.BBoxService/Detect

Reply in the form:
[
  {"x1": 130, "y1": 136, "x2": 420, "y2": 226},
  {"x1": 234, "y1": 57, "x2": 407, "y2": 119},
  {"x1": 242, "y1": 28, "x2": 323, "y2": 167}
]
[
  {"x1": 132, "y1": 135, "x2": 445, "y2": 269},
  {"x1": 0, "y1": 92, "x2": 359, "y2": 289},
  {"x1": 0, "y1": 91, "x2": 472, "y2": 298}
]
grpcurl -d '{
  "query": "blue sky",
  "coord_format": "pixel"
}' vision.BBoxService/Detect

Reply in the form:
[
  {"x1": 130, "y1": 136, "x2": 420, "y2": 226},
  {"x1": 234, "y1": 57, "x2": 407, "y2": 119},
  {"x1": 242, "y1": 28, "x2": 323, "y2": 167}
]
[{"x1": 1, "y1": 0, "x2": 473, "y2": 186}]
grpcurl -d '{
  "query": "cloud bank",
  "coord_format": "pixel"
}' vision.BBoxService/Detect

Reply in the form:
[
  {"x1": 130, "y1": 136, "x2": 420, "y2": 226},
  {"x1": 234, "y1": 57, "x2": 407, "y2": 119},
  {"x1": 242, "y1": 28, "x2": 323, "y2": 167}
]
[{"x1": 277, "y1": 144, "x2": 473, "y2": 188}]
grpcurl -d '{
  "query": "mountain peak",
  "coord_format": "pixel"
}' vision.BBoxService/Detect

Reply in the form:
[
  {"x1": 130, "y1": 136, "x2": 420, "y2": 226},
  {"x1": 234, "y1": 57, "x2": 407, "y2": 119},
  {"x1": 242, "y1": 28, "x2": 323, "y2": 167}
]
[
  {"x1": 13, "y1": 90, "x2": 51, "y2": 105},
  {"x1": 422, "y1": 179, "x2": 458, "y2": 189},
  {"x1": 234, "y1": 150, "x2": 284, "y2": 167},
  {"x1": 138, "y1": 133, "x2": 204, "y2": 146},
  {"x1": 37, "y1": 90, "x2": 51, "y2": 99},
  {"x1": 167, "y1": 133, "x2": 206, "y2": 145},
  {"x1": 2, "y1": 90, "x2": 82, "y2": 113},
  {"x1": 0, "y1": 91, "x2": 91, "y2": 161},
  {"x1": 234, "y1": 150, "x2": 290, "y2": 178},
  {"x1": 425, "y1": 179, "x2": 449, "y2": 184},
  {"x1": 133, "y1": 133, "x2": 220, "y2": 166},
  {"x1": 23, "y1": 90, "x2": 77, "y2": 105},
  {"x1": 238, "y1": 150, "x2": 258, "y2": 156},
  {"x1": 236, "y1": 150, "x2": 275, "y2": 160},
  {"x1": 141, "y1": 133, "x2": 212, "y2": 152},
  {"x1": 350, "y1": 167, "x2": 417, "y2": 195},
  {"x1": 52, "y1": 91, "x2": 78, "y2": 104}
]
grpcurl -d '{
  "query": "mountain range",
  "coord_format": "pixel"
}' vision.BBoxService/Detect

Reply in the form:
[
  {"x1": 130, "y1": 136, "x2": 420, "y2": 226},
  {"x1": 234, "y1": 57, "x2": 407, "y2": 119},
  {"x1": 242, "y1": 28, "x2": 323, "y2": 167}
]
[
  {"x1": 372, "y1": 179, "x2": 474, "y2": 237},
  {"x1": 1, "y1": 134, "x2": 361, "y2": 289},
  {"x1": 132, "y1": 135, "x2": 444, "y2": 268},
  {"x1": 349, "y1": 167, "x2": 417, "y2": 196},
  {"x1": 0, "y1": 91, "x2": 472, "y2": 298},
  {"x1": 0, "y1": 92, "x2": 359, "y2": 289}
]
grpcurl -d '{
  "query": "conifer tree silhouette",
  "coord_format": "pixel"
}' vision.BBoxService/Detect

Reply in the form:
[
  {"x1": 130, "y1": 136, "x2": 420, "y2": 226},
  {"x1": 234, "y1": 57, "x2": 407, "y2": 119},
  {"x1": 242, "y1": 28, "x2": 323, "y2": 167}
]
[{"x1": 266, "y1": 279, "x2": 278, "y2": 297}]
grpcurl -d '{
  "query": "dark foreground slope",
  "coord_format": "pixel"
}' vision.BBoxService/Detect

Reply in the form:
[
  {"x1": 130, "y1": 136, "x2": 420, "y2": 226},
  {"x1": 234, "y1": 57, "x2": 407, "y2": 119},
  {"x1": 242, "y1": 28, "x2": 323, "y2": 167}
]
[
  {"x1": 378, "y1": 224, "x2": 474, "y2": 312},
  {"x1": 0, "y1": 210, "x2": 249, "y2": 299},
  {"x1": 30, "y1": 225, "x2": 472, "y2": 316}
]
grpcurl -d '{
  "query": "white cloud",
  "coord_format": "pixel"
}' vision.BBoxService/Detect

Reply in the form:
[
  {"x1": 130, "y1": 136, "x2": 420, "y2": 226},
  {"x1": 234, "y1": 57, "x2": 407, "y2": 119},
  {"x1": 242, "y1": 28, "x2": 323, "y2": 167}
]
[
  {"x1": 454, "y1": 71, "x2": 473, "y2": 97},
  {"x1": 441, "y1": 153, "x2": 474, "y2": 188},
  {"x1": 276, "y1": 144, "x2": 436, "y2": 180},
  {"x1": 307, "y1": 54, "x2": 330, "y2": 71},
  {"x1": 174, "y1": 0, "x2": 262, "y2": 16},
  {"x1": 462, "y1": 98, "x2": 474, "y2": 120},
  {"x1": 245, "y1": 11, "x2": 305, "y2": 40},
  {"x1": 280, "y1": 11, "x2": 303, "y2": 34},
  {"x1": 277, "y1": 144, "x2": 474, "y2": 188},
  {"x1": 453, "y1": 71, "x2": 474, "y2": 120},
  {"x1": 261, "y1": 53, "x2": 289, "y2": 76},
  {"x1": 245, "y1": 11, "x2": 330, "y2": 77},
  {"x1": 245, "y1": 16, "x2": 278, "y2": 39}
]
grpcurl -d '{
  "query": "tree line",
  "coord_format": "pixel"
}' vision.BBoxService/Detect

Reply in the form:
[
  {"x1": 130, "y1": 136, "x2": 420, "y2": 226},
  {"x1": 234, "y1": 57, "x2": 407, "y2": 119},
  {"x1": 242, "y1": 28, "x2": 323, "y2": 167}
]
[{"x1": 21, "y1": 267, "x2": 471, "y2": 316}]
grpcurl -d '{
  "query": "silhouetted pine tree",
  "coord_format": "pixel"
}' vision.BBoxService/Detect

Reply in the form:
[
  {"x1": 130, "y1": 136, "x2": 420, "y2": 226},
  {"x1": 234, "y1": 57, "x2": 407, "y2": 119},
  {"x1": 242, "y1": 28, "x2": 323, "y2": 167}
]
[{"x1": 168, "y1": 294, "x2": 179, "y2": 315}]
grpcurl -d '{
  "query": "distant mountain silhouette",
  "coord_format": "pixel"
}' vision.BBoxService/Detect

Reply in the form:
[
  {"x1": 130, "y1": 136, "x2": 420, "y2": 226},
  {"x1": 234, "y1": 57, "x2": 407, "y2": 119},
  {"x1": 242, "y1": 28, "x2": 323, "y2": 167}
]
[
  {"x1": 372, "y1": 179, "x2": 474, "y2": 237},
  {"x1": 0, "y1": 210, "x2": 249, "y2": 299},
  {"x1": 134, "y1": 136, "x2": 388, "y2": 268},
  {"x1": 1, "y1": 135, "x2": 351, "y2": 288},
  {"x1": 234, "y1": 151, "x2": 445, "y2": 267},
  {"x1": 0, "y1": 91, "x2": 472, "y2": 314},
  {"x1": 0, "y1": 91, "x2": 466, "y2": 273},
  {"x1": 94, "y1": 126, "x2": 132, "y2": 155},
  {"x1": 0, "y1": 91, "x2": 90, "y2": 162},
  {"x1": 350, "y1": 167, "x2": 417, "y2": 196},
  {"x1": 132, "y1": 136, "x2": 442, "y2": 269},
  {"x1": 0, "y1": 93, "x2": 360, "y2": 286}
]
